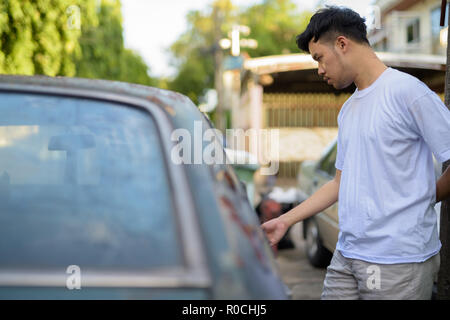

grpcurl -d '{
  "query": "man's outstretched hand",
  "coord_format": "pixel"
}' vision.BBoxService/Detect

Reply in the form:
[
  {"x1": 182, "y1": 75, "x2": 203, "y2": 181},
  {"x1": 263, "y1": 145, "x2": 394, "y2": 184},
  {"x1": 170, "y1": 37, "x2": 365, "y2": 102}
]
[{"x1": 261, "y1": 216, "x2": 289, "y2": 249}]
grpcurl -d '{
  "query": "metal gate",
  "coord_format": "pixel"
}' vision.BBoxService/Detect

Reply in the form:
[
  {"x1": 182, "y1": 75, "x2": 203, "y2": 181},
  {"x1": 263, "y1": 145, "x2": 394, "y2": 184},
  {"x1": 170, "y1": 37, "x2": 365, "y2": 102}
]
[
  {"x1": 263, "y1": 93, "x2": 350, "y2": 128},
  {"x1": 262, "y1": 93, "x2": 348, "y2": 180}
]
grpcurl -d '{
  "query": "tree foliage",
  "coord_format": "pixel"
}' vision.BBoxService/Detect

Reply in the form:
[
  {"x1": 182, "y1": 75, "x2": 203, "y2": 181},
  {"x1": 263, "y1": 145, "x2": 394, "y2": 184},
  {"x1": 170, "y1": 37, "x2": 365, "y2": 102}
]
[
  {"x1": 168, "y1": 0, "x2": 312, "y2": 104},
  {"x1": 169, "y1": 49, "x2": 214, "y2": 104},
  {"x1": 239, "y1": 0, "x2": 312, "y2": 57},
  {"x1": 0, "y1": 0, "x2": 82, "y2": 76},
  {"x1": 168, "y1": 0, "x2": 312, "y2": 103},
  {"x1": 75, "y1": 0, "x2": 156, "y2": 86},
  {"x1": 168, "y1": 0, "x2": 235, "y2": 105},
  {"x1": 0, "y1": 0, "x2": 157, "y2": 87}
]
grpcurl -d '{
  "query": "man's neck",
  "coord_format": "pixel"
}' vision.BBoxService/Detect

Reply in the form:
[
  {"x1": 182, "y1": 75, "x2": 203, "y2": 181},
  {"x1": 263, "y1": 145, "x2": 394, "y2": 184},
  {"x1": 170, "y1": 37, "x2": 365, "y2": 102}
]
[{"x1": 353, "y1": 50, "x2": 388, "y2": 90}]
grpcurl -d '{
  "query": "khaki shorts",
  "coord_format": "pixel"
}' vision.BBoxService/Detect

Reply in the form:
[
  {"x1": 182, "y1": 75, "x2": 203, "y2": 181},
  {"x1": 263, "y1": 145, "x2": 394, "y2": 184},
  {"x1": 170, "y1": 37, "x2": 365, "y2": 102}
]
[{"x1": 321, "y1": 250, "x2": 440, "y2": 300}]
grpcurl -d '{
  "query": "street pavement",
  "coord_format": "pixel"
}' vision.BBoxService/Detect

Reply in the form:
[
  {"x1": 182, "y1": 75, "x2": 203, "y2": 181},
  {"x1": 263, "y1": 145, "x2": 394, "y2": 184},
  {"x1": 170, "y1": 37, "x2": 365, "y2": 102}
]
[{"x1": 275, "y1": 221, "x2": 327, "y2": 300}]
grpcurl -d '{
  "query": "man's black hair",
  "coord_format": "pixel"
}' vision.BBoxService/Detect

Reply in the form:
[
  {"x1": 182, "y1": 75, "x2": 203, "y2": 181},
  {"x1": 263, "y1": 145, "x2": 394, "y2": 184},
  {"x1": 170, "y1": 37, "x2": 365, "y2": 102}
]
[{"x1": 296, "y1": 6, "x2": 370, "y2": 53}]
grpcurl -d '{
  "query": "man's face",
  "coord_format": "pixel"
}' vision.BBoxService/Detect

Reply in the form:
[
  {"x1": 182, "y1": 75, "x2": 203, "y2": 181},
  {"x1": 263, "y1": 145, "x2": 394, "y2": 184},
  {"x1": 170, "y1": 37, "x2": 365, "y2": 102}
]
[{"x1": 308, "y1": 38, "x2": 353, "y2": 90}]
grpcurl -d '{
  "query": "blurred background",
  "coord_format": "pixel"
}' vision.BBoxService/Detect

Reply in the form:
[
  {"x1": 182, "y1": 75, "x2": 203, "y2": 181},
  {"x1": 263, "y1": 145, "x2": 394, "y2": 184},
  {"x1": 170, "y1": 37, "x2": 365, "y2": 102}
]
[
  {"x1": 1, "y1": 0, "x2": 447, "y2": 194},
  {"x1": 1, "y1": 0, "x2": 448, "y2": 299}
]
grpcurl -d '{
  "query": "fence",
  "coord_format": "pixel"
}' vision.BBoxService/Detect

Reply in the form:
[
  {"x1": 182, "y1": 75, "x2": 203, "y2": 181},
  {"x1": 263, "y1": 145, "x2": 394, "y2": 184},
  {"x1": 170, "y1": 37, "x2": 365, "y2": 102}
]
[
  {"x1": 262, "y1": 93, "x2": 347, "y2": 180},
  {"x1": 263, "y1": 93, "x2": 351, "y2": 128}
]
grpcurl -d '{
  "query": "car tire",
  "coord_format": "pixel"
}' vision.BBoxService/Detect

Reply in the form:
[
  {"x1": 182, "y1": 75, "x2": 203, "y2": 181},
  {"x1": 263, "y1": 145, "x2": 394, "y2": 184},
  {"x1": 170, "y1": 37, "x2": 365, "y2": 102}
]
[{"x1": 304, "y1": 217, "x2": 332, "y2": 268}]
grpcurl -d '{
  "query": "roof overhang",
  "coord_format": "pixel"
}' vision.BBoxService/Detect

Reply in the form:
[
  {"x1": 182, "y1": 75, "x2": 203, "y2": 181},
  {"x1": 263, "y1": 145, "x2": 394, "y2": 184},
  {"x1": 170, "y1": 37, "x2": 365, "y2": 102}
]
[{"x1": 243, "y1": 52, "x2": 446, "y2": 75}]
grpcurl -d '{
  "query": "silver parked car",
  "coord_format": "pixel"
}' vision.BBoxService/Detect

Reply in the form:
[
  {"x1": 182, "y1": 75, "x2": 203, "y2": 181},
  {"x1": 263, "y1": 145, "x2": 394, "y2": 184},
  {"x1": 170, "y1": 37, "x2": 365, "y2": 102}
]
[{"x1": 0, "y1": 75, "x2": 288, "y2": 299}]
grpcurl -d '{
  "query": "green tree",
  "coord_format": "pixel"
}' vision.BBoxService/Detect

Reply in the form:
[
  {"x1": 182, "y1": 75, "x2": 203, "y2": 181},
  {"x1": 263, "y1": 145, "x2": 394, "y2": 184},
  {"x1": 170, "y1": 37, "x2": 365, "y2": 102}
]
[
  {"x1": 118, "y1": 49, "x2": 158, "y2": 86},
  {"x1": 0, "y1": 0, "x2": 157, "y2": 87},
  {"x1": 75, "y1": 0, "x2": 157, "y2": 86},
  {"x1": 0, "y1": 0, "x2": 83, "y2": 76},
  {"x1": 239, "y1": 0, "x2": 312, "y2": 56},
  {"x1": 169, "y1": 50, "x2": 214, "y2": 104},
  {"x1": 168, "y1": 3, "x2": 234, "y2": 104},
  {"x1": 168, "y1": 0, "x2": 312, "y2": 105}
]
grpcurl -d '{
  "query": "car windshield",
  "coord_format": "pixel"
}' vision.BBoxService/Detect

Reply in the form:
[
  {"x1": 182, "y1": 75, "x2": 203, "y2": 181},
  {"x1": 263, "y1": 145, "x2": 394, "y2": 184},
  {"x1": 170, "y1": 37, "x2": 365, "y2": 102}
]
[{"x1": 0, "y1": 92, "x2": 182, "y2": 271}]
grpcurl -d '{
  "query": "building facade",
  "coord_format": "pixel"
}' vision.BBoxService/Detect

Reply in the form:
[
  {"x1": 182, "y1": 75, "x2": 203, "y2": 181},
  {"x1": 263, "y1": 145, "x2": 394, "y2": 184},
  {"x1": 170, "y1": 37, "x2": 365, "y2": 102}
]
[{"x1": 369, "y1": 0, "x2": 448, "y2": 56}]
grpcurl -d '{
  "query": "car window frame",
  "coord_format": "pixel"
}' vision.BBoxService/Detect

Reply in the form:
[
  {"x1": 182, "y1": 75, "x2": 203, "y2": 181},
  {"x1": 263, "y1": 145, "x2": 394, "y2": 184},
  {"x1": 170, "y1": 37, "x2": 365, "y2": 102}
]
[{"x1": 0, "y1": 81, "x2": 211, "y2": 289}]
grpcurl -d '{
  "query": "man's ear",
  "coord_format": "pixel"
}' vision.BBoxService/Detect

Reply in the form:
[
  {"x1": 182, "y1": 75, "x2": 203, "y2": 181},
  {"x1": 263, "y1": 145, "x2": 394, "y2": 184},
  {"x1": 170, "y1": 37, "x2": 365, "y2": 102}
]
[{"x1": 335, "y1": 36, "x2": 349, "y2": 53}]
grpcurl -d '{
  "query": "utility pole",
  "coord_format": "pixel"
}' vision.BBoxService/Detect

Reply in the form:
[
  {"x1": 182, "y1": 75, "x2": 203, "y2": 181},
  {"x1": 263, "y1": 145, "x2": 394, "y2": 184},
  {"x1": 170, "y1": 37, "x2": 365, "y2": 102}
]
[
  {"x1": 437, "y1": 0, "x2": 450, "y2": 300},
  {"x1": 213, "y1": 1, "x2": 226, "y2": 133}
]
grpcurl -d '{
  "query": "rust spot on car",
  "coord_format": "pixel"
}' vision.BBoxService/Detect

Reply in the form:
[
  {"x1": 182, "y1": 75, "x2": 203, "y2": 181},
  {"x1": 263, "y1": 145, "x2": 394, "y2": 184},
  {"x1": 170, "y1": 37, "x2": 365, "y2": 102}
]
[
  {"x1": 164, "y1": 105, "x2": 176, "y2": 116},
  {"x1": 166, "y1": 91, "x2": 185, "y2": 103},
  {"x1": 146, "y1": 95, "x2": 176, "y2": 116},
  {"x1": 216, "y1": 170, "x2": 224, "y2": 181},
  {"x1": 220, "y1": 196, "x2": 266, "y2": 264}
]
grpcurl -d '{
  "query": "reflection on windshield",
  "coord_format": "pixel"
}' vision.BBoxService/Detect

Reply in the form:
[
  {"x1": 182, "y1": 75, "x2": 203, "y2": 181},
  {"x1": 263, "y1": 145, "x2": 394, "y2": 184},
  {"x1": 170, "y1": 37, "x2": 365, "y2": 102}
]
[
  {"x1": 0, "y1": 126, "x2": 39, "y2": 148},
  {"x1": 0, "y1": 93, "x2": 182, "y2": 270}
]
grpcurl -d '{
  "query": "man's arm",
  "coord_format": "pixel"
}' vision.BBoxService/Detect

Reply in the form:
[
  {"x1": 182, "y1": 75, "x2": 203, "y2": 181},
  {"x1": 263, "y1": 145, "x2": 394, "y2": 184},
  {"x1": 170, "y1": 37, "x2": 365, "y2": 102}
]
[
  {"x1": 436, "y1": 164, "x2": 450, "y2": 203},
  {"x1": 261, "y1": 169, "x2": 341, "y2": 246}
]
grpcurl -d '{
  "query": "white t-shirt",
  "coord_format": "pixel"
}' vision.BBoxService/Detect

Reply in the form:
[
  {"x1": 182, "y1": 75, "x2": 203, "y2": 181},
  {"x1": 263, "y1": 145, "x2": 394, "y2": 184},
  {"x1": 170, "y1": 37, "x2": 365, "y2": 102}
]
[{"x1": 335, "y1": 67, "x2": 450, "y2": 264}]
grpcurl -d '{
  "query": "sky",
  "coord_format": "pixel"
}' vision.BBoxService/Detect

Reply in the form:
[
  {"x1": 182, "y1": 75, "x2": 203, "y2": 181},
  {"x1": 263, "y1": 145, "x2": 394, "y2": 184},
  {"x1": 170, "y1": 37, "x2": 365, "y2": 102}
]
[{"x1": 121, "y1": 0, "x2": 374, "y2": 78}]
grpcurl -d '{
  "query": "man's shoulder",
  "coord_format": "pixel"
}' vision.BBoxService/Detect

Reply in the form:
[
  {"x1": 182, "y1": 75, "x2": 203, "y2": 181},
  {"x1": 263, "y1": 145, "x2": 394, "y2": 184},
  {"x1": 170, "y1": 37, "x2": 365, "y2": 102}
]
[
  {"x1": 384, "y1": 68, "x2": 420, "y2": 86},
  {"x1": 383, "y1": 68, "x2": 432, "y2": 102}
]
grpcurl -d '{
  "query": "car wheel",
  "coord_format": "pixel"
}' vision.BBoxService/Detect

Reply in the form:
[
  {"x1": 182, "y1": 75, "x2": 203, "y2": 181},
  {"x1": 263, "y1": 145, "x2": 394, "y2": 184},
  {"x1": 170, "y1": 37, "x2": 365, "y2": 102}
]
[{"x1": 304, "y1": 217, "x2": 332, "y2": 268}]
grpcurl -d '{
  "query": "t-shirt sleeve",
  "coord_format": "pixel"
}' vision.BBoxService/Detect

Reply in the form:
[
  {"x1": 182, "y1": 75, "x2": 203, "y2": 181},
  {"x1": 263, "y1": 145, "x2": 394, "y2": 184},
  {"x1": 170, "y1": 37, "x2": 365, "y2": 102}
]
[{"x1": 408, "y1": 92, "x2": 450, "y2": 163}]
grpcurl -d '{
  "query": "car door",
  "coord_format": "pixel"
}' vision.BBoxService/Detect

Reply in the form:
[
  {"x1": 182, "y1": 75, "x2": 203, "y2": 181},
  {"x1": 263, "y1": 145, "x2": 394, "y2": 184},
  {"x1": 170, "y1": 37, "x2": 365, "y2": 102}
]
[
  {"x1": 210, "y1": 160, "x2": 287, "y2": 299},
  {"x1": 200, "y1": 114, "x2": 287, "y2": 299}
]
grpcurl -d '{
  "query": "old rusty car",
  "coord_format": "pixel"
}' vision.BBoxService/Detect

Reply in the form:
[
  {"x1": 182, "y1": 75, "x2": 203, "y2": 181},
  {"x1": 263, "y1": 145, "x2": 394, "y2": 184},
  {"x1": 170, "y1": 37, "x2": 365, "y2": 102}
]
[{"x1": 0, "y1": 75, "x2": 288, "y2": 299}]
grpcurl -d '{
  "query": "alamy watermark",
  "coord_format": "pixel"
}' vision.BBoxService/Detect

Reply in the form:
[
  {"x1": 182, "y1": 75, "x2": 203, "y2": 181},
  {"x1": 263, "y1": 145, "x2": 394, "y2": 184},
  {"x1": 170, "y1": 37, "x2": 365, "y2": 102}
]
[
  {"x1": 66, "y1": 265, "x2": 81, "y2": 290},
  {"x1": 66, "y1": 5, "x2": 81, "y2": 30},
  {"x1": 365, "y1": 5, "x2": 381, "y2": 30},
  {"x1": 366, "y1": 265, "x2": 381, "y2": 290},
  {"x1": 170, "y1": 121, "x2": 279, "y2": 175}
]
